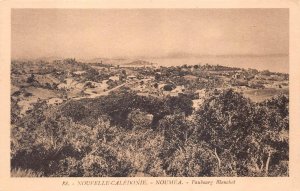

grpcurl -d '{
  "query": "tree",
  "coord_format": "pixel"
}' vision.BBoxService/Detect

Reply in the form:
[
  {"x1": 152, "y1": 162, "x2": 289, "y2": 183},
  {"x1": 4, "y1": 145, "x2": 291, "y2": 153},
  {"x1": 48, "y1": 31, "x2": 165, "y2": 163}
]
[
  {"x1": 194, "y1": 89, "x2": 256, "y2": 176},
  {"x1": 61, "y1": 101, "x2": 92, "y2": 122},
  {"x1": 193, "y1": 89, "x2": 289, "y2": 176},
  {"x1": 27, "y1": 74, "x2": 35, "y2": 83},
  {"x1": 193, "y1": 65, "x2": 199, "y2": 69},
  {"x1": 254, "y1": 94, "x2": 289, "y2": 176},
  {"x1": 163, "y1": 84, "x2": 175, "y2": 91},
  {"x1": 158, "y1": 114, "x2": 195, "y2": 173},
  {"x1": 164, "y1": 96, "x2": 193, "y2": 116}
]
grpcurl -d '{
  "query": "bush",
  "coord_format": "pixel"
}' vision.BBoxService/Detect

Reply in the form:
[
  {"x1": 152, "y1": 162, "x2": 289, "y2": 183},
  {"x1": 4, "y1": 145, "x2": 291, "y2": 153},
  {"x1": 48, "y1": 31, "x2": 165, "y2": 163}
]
[
  {"x1": 115, "y1": 129, "x2": 165, "y2": 176},
  {"x1": 163, "y1": 84, "x2": 175, "y2": 91},
  {"x1": 166, "y1": 143, "x2": 218, "y2": 176},
  {"x1": 127, "y1": 109, "x2": 153, "y2": 130},
  {"x1": 82, "y1": 144, "x2": 133, "y2": 177},
  {"x1": 11, "y1": 168, "x2": 43, "y2": 177}
]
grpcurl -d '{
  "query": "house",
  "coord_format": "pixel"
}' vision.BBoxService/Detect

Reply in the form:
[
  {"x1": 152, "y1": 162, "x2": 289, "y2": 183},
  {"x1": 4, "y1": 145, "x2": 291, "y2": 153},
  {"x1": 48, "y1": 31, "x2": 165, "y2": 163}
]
[
  {"x1": 109, "y1": 75, "x2": 119, "y2": 81},
  {"x1": 73, "y1": 70, "x2": 86, "y2": 76},
  {"x1": 183, "y1": 75, "x2": 198, "y2": 81},
  {"x1": 127, "y1": 75, "x2": 137, "y2": 80}
]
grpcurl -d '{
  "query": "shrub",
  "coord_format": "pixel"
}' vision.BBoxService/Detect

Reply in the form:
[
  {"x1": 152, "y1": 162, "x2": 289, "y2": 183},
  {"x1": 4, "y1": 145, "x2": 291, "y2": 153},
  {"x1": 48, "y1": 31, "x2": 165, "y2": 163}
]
[
  {"x1": 166, "y1": 143, "x2": 218, "y2": 176},
  {"x1": 11, "y1": 168, "x2": 43, "y2": 177},
  {"x1": 82, "y1": 143, "x2": 133, "y2": 177},
  {"x1": 127, "y1": 109, "x2": 153, "y2": 130}
]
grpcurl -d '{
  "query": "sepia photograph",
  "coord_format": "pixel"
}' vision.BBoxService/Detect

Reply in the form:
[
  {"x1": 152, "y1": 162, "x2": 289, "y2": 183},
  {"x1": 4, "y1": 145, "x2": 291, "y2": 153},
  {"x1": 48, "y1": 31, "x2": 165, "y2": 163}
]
[{"x1": 10, "y1": 8, "x2": 289, "y2": 178}]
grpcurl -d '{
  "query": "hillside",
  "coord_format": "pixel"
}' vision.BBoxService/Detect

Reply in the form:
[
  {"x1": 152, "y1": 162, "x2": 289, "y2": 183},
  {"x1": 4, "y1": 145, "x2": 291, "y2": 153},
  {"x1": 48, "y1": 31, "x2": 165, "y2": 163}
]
[{"x1": 11, "y1": 58, "x2": 289, "y2": 177}]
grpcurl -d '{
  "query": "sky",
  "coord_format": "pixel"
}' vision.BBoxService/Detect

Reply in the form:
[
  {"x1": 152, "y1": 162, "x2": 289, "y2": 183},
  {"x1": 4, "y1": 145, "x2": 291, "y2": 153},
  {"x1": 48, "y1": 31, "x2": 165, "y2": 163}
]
[{"x1": 11, "y1": 9, "x2": 289, "y2": 59}]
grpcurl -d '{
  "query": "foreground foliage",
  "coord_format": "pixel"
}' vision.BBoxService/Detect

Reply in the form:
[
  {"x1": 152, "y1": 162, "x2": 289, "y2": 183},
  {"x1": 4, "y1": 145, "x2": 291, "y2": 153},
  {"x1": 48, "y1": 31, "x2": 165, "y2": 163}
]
[{"x1": 11, "y1": 90, "x2": 288, "y2": 177}]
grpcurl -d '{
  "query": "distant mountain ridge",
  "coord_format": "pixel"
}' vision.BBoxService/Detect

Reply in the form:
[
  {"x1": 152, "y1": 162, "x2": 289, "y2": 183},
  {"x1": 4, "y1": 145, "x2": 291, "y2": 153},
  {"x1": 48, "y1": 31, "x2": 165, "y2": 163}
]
[
  {"x1": 81, "y1": 58, "x2": 156, "y2": 67},
  {"x1": 123, "y1": 60, "x2": 155, "y2": 66},
  {"x1": 81, "y1": 57, "x2": 133, "y2": 65}
]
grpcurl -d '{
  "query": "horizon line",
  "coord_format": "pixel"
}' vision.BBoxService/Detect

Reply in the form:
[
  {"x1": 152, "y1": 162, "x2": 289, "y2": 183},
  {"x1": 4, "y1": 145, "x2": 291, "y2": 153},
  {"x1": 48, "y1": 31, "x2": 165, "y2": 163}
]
[{"x1": 12, "y1": 53, "x2": 289, "y2": 61}]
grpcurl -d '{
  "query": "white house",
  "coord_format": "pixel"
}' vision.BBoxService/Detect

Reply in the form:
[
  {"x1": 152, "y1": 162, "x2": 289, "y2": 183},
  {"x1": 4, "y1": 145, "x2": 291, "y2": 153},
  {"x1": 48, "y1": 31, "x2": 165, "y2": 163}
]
[{"x1": 109, "y1": 75, "x2": 119, "y2": 81}]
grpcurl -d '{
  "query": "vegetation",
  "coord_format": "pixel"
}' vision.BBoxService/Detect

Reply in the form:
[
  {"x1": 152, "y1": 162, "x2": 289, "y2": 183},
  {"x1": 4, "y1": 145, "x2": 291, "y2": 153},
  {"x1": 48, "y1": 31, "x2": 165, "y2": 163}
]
[
  {"x1": 11, "y1": 89, "x2": 288, "y2": 177},
  {"x1": 10, "y1": 59, "x2": 289, "y2": 177},
  {"x1": 11, "y1": 168, "x2": 43, "y2": 177}
]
